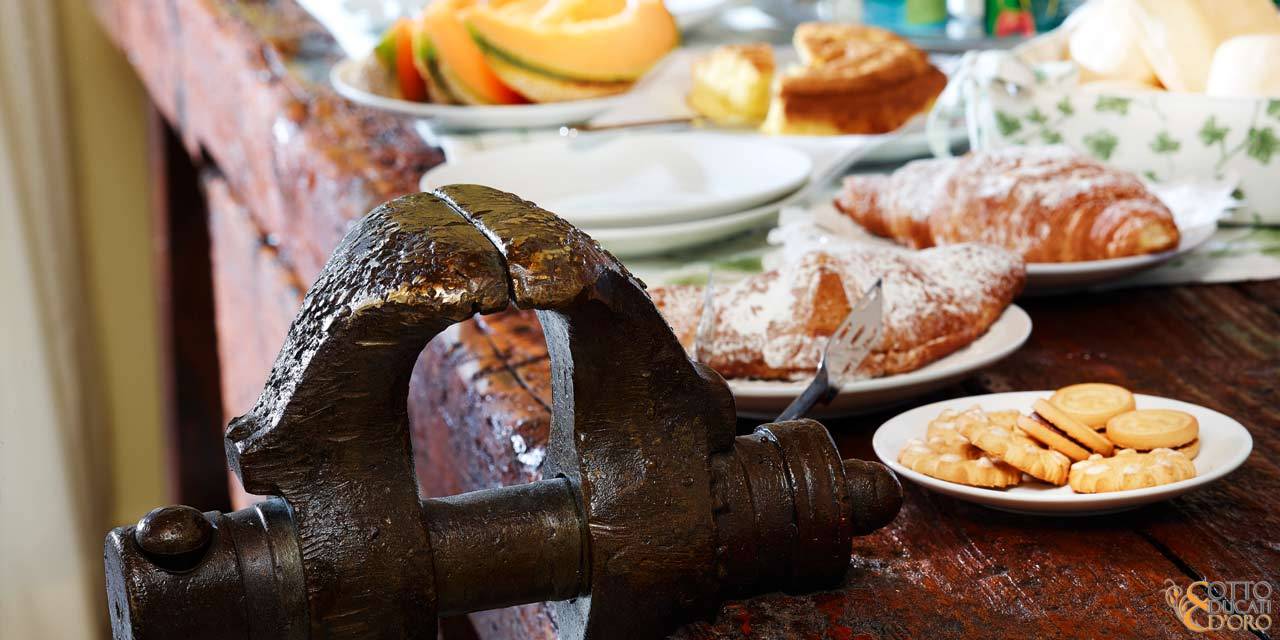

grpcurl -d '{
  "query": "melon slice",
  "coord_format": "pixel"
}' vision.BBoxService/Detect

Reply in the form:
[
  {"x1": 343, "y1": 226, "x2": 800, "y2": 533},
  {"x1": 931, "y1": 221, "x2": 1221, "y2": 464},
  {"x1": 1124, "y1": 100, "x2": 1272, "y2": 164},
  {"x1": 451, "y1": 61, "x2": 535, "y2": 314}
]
[
  {"x1": 530, "y1": 0, "x2": 628, "y2": 24},
  {"x1": 375, "y1": 19, "x2": 430, "y2": 101},
  {"x1": 420, "y1": 0, "x2": 526, "y2": 105},
  {"x1": 374, "y1": 23, "x2": 398, "y2": 69},
  {"x1": 410, "y1": 24, "x2": 457, "y2": 104},
  {"x1": 466, "y1": 0, "x2": 678, "y2": 84},
  {"x1": 486, "y1": 56, "x2": 632, "y2": 102}
]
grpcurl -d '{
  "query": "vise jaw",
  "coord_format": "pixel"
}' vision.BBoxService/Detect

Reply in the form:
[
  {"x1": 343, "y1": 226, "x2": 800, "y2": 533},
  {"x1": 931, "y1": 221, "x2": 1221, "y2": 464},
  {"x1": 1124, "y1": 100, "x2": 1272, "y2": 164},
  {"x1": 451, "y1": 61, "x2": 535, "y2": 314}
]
[{"x1": 104, "y1": 186, "x2": 902, "y2": 640}]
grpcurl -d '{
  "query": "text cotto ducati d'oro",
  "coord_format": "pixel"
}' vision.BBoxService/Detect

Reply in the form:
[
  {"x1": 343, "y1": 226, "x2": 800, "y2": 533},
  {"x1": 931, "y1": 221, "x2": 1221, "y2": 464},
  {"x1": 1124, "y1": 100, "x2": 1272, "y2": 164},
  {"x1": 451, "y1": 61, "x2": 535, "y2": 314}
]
[{"x1": 1164, "y1": 579, "x2": 1273, "y2": 633}]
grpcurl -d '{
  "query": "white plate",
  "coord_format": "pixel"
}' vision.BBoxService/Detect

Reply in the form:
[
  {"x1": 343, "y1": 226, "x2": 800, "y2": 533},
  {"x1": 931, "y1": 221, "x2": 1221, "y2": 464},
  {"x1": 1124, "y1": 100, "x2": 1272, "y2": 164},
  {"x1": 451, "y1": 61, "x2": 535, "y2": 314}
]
[
  {"x1": 709, "y1": 125, "x2": 967, "y2": 166},
  {"x1": 873, "y1": 391, "x2": 1253, "y2": 516},
  {"x1": 420, "y1": 133, "x2": 812, "y2": 228},
  {"x1": 1024, "y1": 222, "x2": 1217, "y2": 294},
  {"x1": 589, "y1": 195, "x2": 788, "y2": 256},
  {"x1": 862, "y1": 126, "x2": 967, "y2": 164},
  {"x1": 730, "y1": 305, "x2": 1032, "y2": 419},
  {"x1": 331, "y1": 58, "x2": 624, "y2": 131}
]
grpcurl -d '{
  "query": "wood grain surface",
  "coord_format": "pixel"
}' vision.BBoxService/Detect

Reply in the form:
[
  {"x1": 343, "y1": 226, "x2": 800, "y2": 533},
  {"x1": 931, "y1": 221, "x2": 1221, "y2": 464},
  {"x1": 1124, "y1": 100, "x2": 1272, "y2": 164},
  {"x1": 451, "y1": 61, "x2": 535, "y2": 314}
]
[
  {"x1": 100, "y1": 0, "x2": 1280, "y2": 638},
  {"x1": 418, "y1": 286, "x2": 1280, "y2": 640}
]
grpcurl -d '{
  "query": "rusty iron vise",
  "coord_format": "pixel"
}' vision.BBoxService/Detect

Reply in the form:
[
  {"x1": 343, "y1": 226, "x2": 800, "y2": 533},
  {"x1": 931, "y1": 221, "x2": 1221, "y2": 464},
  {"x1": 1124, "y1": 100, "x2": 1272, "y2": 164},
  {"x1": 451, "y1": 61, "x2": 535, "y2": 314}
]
[{"x1": 104, "y1": 186, "x2": 902, "y2": 640}]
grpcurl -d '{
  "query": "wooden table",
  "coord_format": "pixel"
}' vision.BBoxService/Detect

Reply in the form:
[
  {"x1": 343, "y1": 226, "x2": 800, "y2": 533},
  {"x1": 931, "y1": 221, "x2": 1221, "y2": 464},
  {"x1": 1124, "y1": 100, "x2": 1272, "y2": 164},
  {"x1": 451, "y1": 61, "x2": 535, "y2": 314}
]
[{"x1": 96, "y1": 1, "x2": 1280, "y2": 638}]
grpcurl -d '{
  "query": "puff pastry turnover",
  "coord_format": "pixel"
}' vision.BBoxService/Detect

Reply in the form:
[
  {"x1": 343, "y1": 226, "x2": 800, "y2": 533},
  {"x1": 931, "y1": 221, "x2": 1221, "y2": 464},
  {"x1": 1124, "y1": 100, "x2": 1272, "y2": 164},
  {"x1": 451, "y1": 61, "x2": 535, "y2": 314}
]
[{"x1": 651, "y1": 243, "x2": 1025, "y2": 381}]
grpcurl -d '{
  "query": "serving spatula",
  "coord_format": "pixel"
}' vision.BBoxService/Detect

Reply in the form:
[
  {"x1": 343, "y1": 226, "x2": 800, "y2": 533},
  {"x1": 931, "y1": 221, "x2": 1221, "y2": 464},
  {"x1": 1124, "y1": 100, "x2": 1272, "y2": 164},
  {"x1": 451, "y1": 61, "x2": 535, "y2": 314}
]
[
  {"x1": 775, "y1": 278, "x2": 883, "y2": 421},
  {"x1": 692, "y1": 267, "x2": 717, "y2": 363}
]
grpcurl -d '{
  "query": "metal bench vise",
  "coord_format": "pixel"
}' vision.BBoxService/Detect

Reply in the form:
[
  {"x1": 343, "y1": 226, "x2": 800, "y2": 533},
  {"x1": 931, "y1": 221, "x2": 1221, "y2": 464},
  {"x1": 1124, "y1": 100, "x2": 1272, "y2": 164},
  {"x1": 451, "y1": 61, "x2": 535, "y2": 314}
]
[{"x1": 104, "y1": 185, "x2": 902, "y2": 640}]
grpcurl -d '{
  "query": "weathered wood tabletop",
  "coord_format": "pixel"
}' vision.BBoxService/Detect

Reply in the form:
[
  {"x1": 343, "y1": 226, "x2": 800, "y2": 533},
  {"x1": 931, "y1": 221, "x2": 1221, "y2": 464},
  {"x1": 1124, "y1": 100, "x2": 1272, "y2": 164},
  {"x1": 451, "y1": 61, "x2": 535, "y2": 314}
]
[{"x1": 96, "y1": 1, "x2": 1279, "y2": 638}]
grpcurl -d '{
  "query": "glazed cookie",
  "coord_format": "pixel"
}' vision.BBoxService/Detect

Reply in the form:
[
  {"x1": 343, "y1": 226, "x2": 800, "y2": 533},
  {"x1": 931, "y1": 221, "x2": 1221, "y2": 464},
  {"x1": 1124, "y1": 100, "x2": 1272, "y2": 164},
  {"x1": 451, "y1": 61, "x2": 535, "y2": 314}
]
[
  {"x1": 956, "y1": 412, "x2": 1071, "y2": 485},
  {"x1": 1068, "y1": 448, "x2": 1197, "y2": 493},
  {"x1": 1050, "y1": 383, "x2": 1136, "y2": 430},
  {"x1": 899, "y1": 437, "x2": 1022, "y2": 489},
  {"x1": 1106, "y1": 409, "x2": 1198, "y2": 451}
]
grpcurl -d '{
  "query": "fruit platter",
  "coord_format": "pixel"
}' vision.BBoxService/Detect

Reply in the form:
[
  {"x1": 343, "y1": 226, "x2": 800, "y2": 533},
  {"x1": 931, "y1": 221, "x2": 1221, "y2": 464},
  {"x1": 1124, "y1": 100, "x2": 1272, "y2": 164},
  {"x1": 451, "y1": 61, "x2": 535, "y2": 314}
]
[{"x1": 331, "y1": 0, "x2": 679, "y2": 130}]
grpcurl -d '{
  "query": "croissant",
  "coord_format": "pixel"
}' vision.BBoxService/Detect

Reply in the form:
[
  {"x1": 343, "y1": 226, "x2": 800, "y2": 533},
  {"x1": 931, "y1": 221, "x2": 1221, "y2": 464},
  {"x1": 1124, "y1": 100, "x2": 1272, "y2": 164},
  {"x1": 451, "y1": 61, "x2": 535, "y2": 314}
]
[
  {"x1": 650, "y1": 243, "x2": 1025, "y2": 381},
  {"x1": 833, "y1": 146, "x2": 1180, "y2": 262}
]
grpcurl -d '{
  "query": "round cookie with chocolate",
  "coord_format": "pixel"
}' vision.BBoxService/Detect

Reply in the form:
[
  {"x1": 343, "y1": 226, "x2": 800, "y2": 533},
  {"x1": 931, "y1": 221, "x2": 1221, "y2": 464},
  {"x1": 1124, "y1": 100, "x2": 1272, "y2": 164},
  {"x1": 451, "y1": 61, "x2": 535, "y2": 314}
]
[
  {"x1": 1016, "y1": 399, "x2": 1115, "y2": 462},
  {"x1": 1106, "y1": 409, "x2": 1199, "y2": 458},
  {"x1": 1050, "y1": 383, "x2": 1135, "y2": 430}
]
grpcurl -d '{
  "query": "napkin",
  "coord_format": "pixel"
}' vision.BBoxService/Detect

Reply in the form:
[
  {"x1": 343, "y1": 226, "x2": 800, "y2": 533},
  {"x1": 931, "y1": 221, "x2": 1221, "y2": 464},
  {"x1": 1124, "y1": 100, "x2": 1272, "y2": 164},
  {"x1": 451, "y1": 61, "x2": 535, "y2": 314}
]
[{"x1": 1108, "y1": 178, "x2": 1280, "y2": 288}]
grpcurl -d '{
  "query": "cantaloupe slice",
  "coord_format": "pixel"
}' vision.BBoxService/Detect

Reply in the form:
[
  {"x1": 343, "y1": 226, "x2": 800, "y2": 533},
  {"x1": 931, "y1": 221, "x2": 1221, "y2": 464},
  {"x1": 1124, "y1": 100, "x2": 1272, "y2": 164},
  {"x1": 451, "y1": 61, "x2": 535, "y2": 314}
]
[
  {"x1": 466, "y1": 0, "x2": 678, "y2": 84},
  {"x1": 410, "y1": 24, "x2": 457, "y2": 103},
  {"x1": 420, "y1": 0, "x2": 526, "y2": 105},
  {"x1": 530, "y1": 0, "x2": 628, "y2": 24},
  {"x1": 486, "y1": 56, "x2": 632, "y2": 102}
]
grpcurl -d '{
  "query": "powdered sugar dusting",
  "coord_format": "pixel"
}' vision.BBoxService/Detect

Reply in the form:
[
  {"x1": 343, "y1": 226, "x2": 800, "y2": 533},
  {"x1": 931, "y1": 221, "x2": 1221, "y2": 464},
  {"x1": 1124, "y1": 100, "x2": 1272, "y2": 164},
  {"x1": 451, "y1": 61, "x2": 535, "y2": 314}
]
[
  {"x1": 838, "y1": 145, "x2": 1177, "y2": 261},
  {"x1": 651, "y1": 242, "x2": 1025, "y2": 381}
]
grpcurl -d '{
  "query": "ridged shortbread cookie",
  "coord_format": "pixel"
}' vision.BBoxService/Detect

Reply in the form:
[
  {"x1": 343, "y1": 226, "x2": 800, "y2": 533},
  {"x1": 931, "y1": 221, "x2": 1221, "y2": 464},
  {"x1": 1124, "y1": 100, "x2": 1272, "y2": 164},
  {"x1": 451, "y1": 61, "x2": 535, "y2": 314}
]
[
  {"x1": 899, "y1": 436, "x2": 1021, "y2": 489},
  {"x1": 956, "y1": 411, "x2": 1071, "y2": 486},
  {"x1": 1068, "y1": 448, "x2": 1196, "y2": 493},
  {"x1": 984, "y1": 410, "x2": 1020, "y2": 429},
  {"x1": 925, "y1": 408, "x2": 970, "y2": 444}
]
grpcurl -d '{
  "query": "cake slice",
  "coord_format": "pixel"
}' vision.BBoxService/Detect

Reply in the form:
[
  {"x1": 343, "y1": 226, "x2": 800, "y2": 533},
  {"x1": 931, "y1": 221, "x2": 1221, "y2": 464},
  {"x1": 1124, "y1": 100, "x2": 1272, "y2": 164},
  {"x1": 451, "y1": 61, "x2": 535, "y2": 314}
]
[
  {"x1": 762, "y1": 23, "x2": 947, "y2": 135},
  {"x1": 687, "y1": 44, "x2": 776, "y2": 127}
]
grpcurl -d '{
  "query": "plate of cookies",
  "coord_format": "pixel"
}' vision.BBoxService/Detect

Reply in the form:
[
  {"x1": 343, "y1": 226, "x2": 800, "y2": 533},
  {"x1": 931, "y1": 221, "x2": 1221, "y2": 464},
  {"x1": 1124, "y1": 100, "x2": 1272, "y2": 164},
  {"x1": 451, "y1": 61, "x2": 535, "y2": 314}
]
[{"x1": 872, "y1": 384, "x2": 1253, "y2": 515}]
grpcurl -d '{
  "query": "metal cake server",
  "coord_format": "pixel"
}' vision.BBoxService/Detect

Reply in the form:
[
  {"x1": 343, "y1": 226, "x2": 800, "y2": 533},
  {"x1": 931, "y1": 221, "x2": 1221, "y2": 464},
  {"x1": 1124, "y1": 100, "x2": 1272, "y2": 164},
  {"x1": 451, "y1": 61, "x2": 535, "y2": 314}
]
[
  {"x1": 692, "y1": 267, "x2": 717, "y2": 362},
  {"x1": 775, "y1": 278, "x2": 883, "y2": 422}
]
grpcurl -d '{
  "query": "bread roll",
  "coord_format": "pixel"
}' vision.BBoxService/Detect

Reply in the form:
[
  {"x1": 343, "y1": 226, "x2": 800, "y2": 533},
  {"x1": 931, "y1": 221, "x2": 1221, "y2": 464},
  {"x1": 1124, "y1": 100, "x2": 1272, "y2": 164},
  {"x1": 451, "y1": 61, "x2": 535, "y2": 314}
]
[
  {"x1": 1207, "y1": 34, "x2": 1280, "y2": 97},
  {"x1": 1068, "y1": 0, "x2": 1157, "y2": 86},
  {"x1": 1129, "y1": 0, "x2": 1280, "y2": 93}
]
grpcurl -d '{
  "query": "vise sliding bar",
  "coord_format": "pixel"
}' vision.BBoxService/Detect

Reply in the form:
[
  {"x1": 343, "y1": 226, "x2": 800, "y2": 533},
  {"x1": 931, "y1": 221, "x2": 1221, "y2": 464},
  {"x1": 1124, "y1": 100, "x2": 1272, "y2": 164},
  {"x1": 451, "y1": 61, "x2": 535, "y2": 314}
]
[
  {"x1": 422, "y1": 478, "x2": 584, "y2": 615},
  {"x1": 104, "y1": 186, "x2": 902, "y2": 640},
  {"x1": 106, "y1": 480, "x2": 583, "y2": 637}
]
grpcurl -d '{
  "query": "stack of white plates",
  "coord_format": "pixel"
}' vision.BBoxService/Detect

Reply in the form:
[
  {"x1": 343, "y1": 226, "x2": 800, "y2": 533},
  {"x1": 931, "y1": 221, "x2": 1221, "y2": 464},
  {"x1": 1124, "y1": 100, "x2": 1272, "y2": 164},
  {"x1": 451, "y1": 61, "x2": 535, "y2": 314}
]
[{"x1": 420, "y1": 132, "x2": 815, "y2": 257}]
